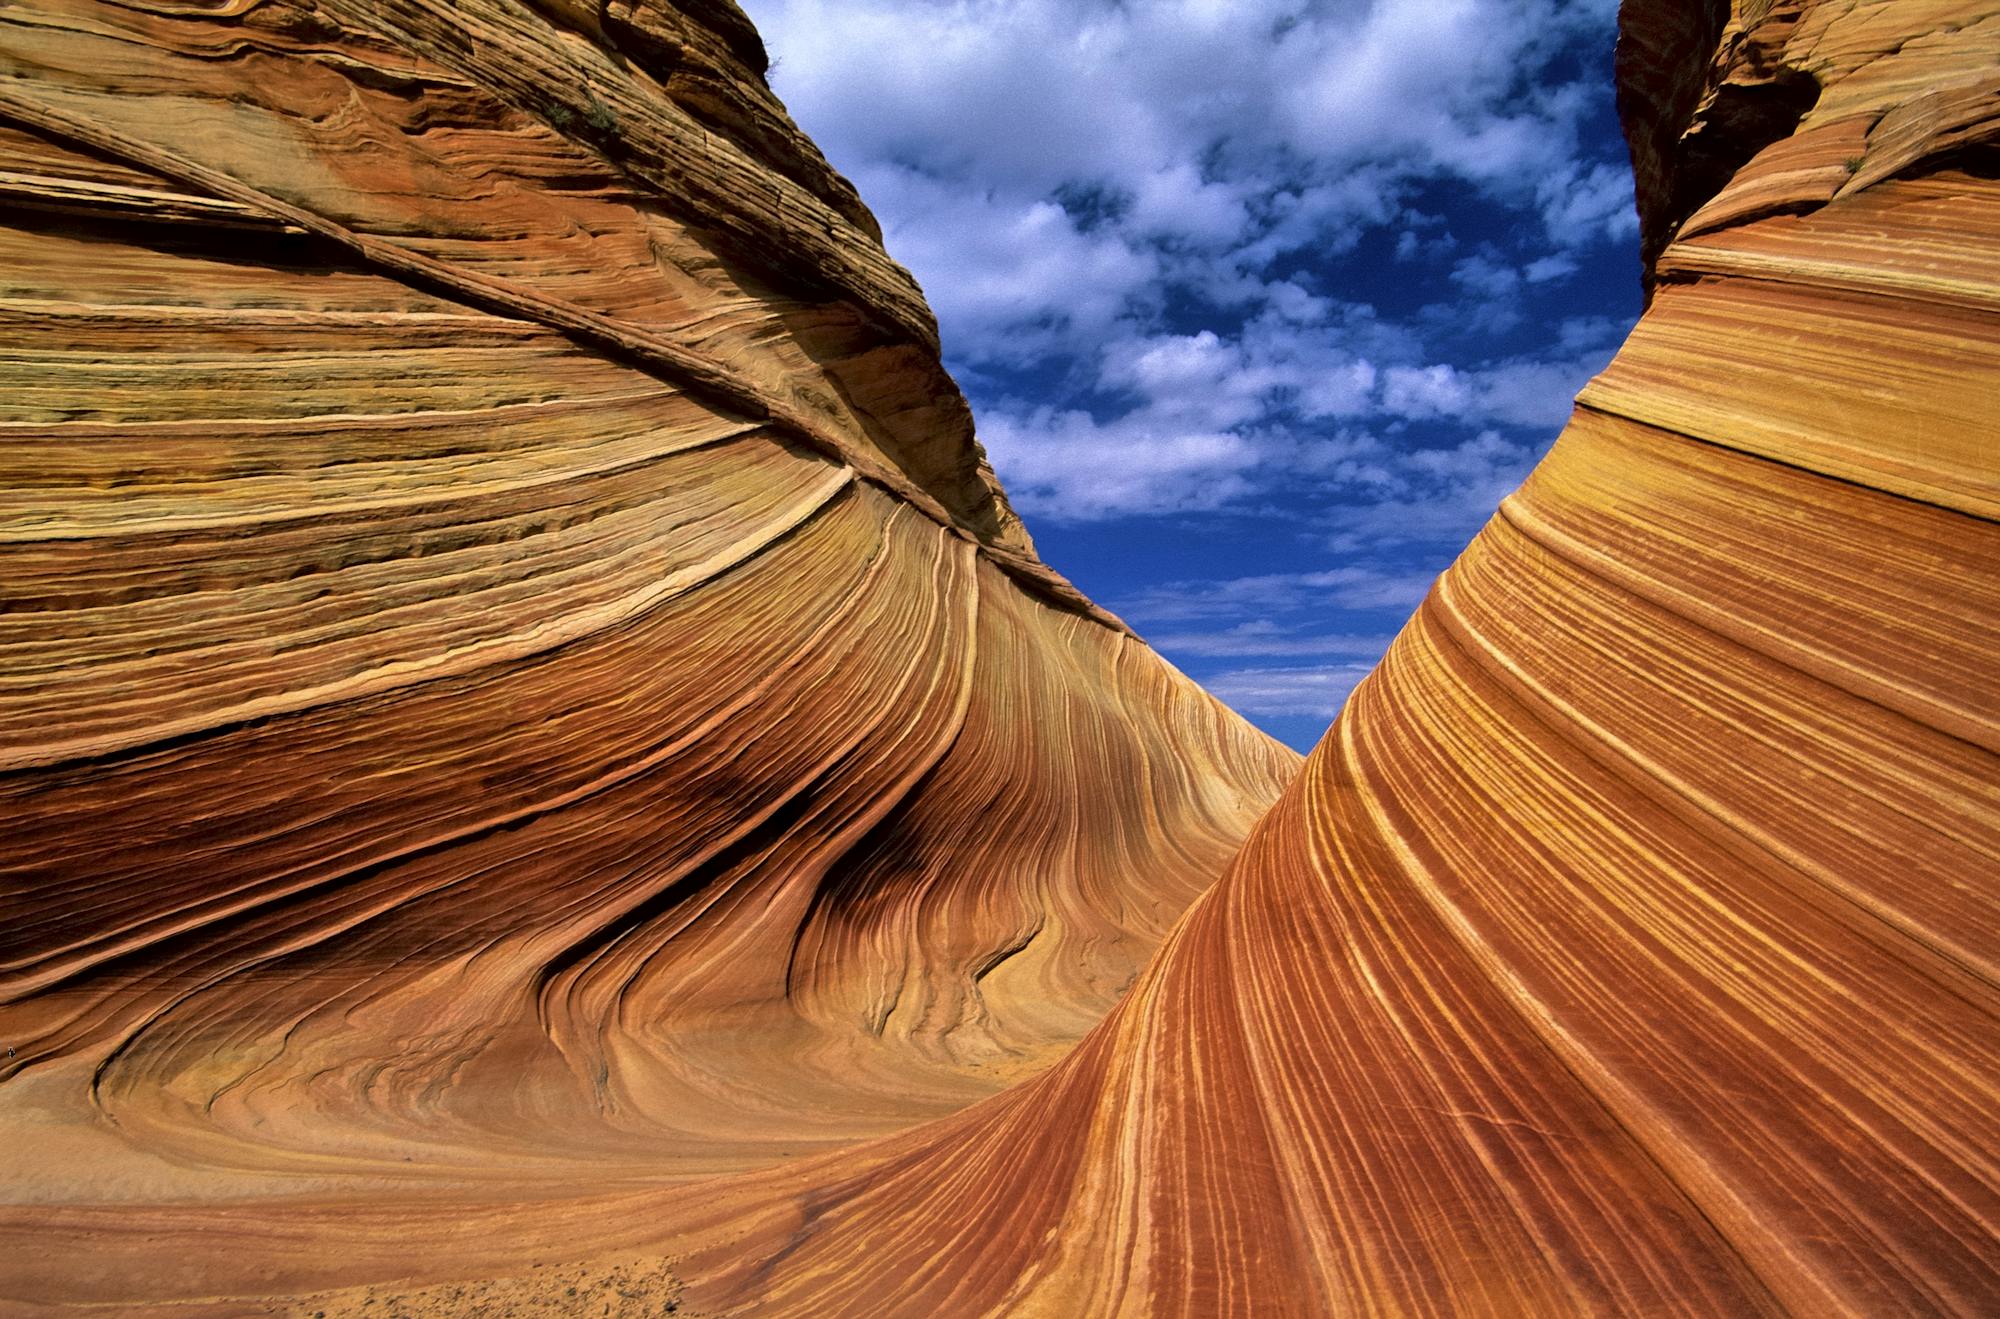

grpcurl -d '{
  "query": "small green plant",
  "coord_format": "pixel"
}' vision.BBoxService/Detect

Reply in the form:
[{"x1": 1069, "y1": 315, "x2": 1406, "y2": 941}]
[
  {"x1": 582, "y1": 93, "x2": 618, "y2": 136},
  {"x1": 546, "y1": 91, "x2": 619, "y2": 139}
]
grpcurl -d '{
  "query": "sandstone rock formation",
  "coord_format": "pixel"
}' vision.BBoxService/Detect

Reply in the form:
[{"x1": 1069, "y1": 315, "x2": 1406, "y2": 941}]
[
  {"x1": 0, "y1": 0, "x2": 1299, "y2": 1299},
  {"x1": 2, "y1": 0, "x2": 1997, "y2": 1315}
]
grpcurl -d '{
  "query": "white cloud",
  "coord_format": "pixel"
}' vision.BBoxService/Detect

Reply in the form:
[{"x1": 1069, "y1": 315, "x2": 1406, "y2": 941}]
[
  {"x1": 1128, "y1": 163, "x2": 1253, "y2": 245},
  {"x1": 1403, "y1": 428, "x2": 1531, "y2": 483},
  {"x1": 1538, "y1": 159, "x2": 1642, "y2": 246},
  {"x1": 740, "y1": 0, "x2": 1636, "y2": 747},
  {"x1": 979, "y1": 332, "x2": 1601, "y2": 524},
  {"x1": 749, "y1": 0, "x2": 1636, "y2": 364},
  {"x1": 1147, "y1": 621, "x2": 1395, "y2": 658},
  {"x1": 853, "y1": 166, "x2": 1159, "y2": 361},
  {"x1": 1555, "y1": 314, "x2": 1626, "y2": 354},
  {"x1": 1120, "y1": 565, "x2": 1440, "y2": 624},
  {"x1": 1324, "y1": 467, "x2": 1531, "y2": 553},
  {"x1": 1379, "y1": 354, "x2": 1605, "y2": 430},
  {"x1": 1203, "y1": 663, "x2": 1376, "y2": 718},
  {"x1": 979, "y1": 406, "x2": 1261, "y2": 520},
  {"x1": 1451, "y1": 254, "x2": 1522, "y2": 302},
  {"x1": 1525, "y1": 253, "x2": 1579, "y2": 283},
  {"x1": 742, "y1": 0, "x2": 1635, "y2": 540}
]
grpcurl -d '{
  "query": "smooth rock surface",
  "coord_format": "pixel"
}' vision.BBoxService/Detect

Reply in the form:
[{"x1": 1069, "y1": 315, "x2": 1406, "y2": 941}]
[{"x1": 2, "y1": 0, "x2": 1996, "y2": 1314}]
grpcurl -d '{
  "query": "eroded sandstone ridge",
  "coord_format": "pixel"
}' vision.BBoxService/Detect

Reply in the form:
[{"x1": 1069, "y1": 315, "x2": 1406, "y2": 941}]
[
  {"x1": 2, "y1": 0, "x2": 1997, "y2": 1314},
  {"x1": 0, "y1": 0, "x2": 1302, "y2": 1304}
]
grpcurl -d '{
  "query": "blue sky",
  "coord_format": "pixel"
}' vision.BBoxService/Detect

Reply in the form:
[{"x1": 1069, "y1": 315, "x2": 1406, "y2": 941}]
[{"x1": 738, "y1": 0, "x2": 1642, "y2": 751}]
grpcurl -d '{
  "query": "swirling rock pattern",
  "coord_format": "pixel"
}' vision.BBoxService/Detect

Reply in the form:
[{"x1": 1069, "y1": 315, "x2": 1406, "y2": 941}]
[
  {"x1": 1, "y1": 0, "x2": 1996, "y2": 1315},
  {"x1": 0, "y1": 0, "x2": 1299, "y2": 1305}
]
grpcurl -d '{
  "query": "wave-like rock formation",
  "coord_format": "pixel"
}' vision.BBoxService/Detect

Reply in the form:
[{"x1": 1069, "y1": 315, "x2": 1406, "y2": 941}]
[
  {"x1": 2, "y1": 0, "x2": 1996, "y2": 1314},
  {"x1": 0, "y1": 0, "x2": 1300, "y2": 1303}
]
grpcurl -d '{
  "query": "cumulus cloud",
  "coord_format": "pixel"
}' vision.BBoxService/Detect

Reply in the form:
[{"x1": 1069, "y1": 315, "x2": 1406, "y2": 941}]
[
  {"x1": 746, "y1": 0, "x2": 1634, "y2": 527},
  {"x1": 1538, "y1": 159, "x2": 1644, "y2": 247},
  {"x1": 740, "y1": 0, "x2": 1641, "y2": 741},
  {"x1": 979, "y1": 406, "x2": 1262, "y2": 520},
  {"x1": 750, "y1": 0, "x2": 1636, "y2": 362},
  {"x1": 852, "y1": 166, "x2": 1160, "y2": 362},
  {"x1": 1378, "y1": 356, "x2": 1606, "y2": 430}
]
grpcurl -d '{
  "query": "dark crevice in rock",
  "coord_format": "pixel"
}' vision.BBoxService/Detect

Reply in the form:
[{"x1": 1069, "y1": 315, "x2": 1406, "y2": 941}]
[
  {"x1": 1616, "y1": 0, "x2": 1823, "y2": 300},
  {"x1": 1669, "y1": 65, "x2": 1822, "y2": 234},
  {"x1": 1616, "y1": 0, "x2": 1731, "y2": 291}
]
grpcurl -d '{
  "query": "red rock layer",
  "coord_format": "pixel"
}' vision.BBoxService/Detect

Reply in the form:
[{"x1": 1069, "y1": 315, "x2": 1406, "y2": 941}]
[
  {"x1": 626, "y1": 4, "x2": 1998, "y2": 1313},
  {"x1": 3, "y1": 0, "x2": 1998, "y2": 1315},
  {"x1": 0, "y1": 0, "x2": 1299, "y2": 1306}
]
